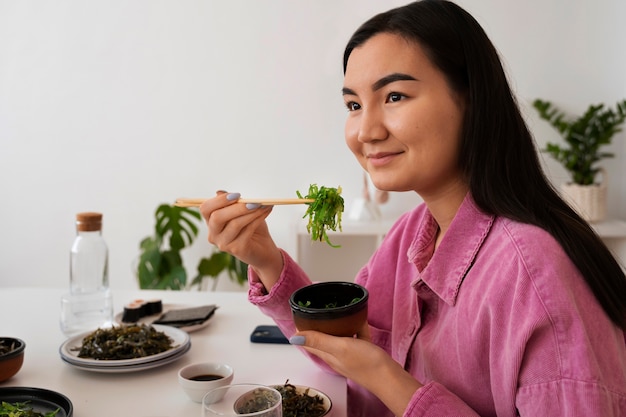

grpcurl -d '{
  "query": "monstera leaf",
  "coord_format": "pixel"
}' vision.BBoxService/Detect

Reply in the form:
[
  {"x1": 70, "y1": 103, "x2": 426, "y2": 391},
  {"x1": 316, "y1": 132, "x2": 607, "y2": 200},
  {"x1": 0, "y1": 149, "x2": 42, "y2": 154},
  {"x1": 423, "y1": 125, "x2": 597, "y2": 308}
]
[
  {"x1": 137, "y1": 203, "x2": 247, "y2": 290},
  {"x1": 154, "y1": 204, "x2": 201, "y2": 251}
]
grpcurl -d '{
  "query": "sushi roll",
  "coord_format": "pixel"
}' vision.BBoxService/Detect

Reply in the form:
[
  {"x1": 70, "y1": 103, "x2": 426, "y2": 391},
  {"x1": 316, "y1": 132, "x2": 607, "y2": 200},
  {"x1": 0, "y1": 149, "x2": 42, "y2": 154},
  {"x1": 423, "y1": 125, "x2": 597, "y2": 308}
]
[
  {"x1": 121, "y1": 300, "x2": 146, "y2": 322},
  {"x1": 145, "y1": 299, "x2": 163, "y2": 316}
]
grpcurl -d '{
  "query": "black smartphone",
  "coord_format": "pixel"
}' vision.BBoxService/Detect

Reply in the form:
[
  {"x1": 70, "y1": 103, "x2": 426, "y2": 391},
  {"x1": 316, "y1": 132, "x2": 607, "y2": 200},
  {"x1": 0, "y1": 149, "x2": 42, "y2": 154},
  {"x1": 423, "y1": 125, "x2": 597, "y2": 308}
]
[{"x1": 250, "y1": 325, "x2": 289, "y2": 344}]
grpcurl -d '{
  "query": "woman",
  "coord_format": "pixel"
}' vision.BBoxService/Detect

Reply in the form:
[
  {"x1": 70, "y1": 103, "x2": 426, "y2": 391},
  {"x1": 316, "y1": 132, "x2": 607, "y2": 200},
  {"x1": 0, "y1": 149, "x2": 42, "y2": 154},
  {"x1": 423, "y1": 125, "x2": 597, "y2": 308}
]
[{"x1": 200, "y1": 1, "x2": 626, "y2": 415}]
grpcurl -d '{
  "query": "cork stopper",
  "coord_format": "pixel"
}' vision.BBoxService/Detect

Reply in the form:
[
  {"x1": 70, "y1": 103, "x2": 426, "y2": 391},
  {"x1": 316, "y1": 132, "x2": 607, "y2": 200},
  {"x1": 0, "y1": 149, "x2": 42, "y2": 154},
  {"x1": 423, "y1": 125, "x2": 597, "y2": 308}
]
[{"x1": 76, "y1": 212, "x2": 103, "y2": 232}]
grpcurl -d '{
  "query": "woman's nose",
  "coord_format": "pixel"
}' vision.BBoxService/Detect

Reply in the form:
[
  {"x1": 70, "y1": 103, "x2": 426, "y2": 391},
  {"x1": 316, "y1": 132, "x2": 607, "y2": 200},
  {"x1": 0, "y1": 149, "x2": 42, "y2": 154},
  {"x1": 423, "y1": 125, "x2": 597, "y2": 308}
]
[{"x1": 357, "y1": 108, "x2": 388, "y2": 142}]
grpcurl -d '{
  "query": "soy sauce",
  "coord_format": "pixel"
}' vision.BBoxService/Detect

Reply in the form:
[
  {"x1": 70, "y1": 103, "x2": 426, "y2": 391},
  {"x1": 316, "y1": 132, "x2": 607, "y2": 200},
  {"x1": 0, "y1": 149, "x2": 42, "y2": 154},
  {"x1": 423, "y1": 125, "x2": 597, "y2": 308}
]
[{"x1": 190, "y1": 374, "x2": 223, "y2": 381}]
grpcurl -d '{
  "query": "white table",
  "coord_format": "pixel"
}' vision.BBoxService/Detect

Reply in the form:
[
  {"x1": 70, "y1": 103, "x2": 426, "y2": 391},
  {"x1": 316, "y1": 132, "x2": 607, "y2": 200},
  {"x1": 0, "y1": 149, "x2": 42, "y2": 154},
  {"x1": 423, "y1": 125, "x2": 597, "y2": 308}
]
[{"x1": 0, "y1": 288, "x2": 347, "y2": 417}]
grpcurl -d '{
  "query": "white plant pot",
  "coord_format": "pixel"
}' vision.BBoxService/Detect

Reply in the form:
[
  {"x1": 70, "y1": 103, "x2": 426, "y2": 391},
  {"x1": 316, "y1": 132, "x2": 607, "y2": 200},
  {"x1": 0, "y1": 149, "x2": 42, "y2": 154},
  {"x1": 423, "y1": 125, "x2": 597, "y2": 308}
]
[{"x1": 560, "y1": 169, "x2": 607, "y2": 223}]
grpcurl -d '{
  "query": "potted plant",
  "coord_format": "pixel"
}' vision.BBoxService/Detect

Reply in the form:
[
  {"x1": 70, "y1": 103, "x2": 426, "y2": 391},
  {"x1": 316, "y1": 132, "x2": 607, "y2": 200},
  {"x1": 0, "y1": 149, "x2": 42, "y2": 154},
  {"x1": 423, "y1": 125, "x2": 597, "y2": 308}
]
[
  {"x1": 136, "y1": 203, "x2": 247, "y2": 290},
  {"x1": 532, "y1": 98, "x2": 626, "y2": 222}
]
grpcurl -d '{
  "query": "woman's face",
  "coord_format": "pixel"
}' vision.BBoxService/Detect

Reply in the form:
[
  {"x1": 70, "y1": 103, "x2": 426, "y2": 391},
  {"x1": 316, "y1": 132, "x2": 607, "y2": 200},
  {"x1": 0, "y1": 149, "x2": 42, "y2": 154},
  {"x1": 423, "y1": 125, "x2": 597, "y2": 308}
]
[{"x1": 343, "y1": 33, "x2": 467, "y2": 199}]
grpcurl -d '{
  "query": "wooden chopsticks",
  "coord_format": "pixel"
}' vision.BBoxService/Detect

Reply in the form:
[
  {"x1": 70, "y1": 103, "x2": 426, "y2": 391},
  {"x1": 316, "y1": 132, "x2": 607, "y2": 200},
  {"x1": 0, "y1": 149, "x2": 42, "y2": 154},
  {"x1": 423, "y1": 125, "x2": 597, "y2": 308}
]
[{"x1": 174, "y1": 198, "x2": 314, "y2": 207}]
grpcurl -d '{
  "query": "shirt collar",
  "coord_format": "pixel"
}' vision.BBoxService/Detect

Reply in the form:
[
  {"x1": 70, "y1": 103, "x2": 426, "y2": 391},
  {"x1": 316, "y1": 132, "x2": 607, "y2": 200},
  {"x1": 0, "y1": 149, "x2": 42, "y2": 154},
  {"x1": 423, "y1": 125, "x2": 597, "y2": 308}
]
[{"x1": 410, "y1": 193, "x2": 494, "y2": 306}]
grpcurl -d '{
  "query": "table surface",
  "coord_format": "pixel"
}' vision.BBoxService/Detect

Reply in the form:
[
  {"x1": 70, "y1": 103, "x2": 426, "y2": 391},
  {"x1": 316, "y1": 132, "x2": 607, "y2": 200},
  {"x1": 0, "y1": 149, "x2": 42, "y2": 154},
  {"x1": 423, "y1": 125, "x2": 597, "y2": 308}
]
[{"x1": 0, "y1": 287, "x2": 346, "y2": 417}]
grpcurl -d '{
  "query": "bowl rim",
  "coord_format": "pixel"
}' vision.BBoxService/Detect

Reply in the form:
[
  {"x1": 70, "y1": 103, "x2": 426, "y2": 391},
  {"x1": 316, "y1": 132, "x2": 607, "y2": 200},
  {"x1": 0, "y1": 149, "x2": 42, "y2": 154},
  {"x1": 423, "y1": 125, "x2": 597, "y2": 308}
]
[
  {"x1": 289, "y1": 282, "x2": 368, "y2": 318},
  {"x1": 179, "y1": 373, "x2": 234, "y2": 392},
  {"x1": 0, "y1": 337, "x2": 25, "y2": 361},
  {"x1": 178, "y1": 362, "x2": 234, "y2": 384}
]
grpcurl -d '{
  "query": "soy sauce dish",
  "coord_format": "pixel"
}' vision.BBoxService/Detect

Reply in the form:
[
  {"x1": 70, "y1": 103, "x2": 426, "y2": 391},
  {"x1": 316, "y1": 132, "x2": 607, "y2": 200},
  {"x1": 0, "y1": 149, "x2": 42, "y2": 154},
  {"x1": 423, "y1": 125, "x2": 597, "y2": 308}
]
[
  {"x1": 178, "y1": 362, "x2": 234, "y2": 403},
  {"x1": 289, "y1": 281, "x2": 368, "y2": 337}
]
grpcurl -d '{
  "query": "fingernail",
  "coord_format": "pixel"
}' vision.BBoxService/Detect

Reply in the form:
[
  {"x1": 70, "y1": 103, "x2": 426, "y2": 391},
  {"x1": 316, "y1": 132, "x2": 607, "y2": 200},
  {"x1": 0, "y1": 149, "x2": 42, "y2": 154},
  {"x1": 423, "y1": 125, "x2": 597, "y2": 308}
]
[
  {"x1": 289, "y1": 335, "x2": 305, "y2": 345},
  {"x1": 226, "y1": 192, "x2": 241, "y2": 201},
  {"x1": 216, "y1": 190, "x2": 227, "y2": 195},
  {"x1": 246, "y1": 203, "x2": 261, "y2": 210}
]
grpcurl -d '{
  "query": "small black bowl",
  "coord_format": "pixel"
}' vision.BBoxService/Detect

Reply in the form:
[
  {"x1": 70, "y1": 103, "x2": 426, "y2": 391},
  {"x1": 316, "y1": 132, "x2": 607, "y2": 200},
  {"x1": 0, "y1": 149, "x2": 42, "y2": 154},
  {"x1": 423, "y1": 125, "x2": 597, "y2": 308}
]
[{"x1": 289, "y1": 282, "x2": 368, "y2": 337}]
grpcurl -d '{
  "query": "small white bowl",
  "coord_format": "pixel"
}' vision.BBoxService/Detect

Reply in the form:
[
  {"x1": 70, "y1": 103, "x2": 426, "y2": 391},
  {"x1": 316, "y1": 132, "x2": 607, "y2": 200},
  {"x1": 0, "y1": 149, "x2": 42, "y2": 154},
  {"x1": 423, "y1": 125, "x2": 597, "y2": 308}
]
[{"x1": 178, "y1": 362, "x2": 234, "y2": 403}]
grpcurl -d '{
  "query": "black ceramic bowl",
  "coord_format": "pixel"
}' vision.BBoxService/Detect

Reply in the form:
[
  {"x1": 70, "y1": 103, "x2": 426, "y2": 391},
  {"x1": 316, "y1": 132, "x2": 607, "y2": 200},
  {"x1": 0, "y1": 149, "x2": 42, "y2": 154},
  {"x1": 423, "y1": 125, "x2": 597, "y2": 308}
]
[
  {"x1": 0, "y1": 337, "x2": 25, "y2": 382},
  {"x1": 289, "y1": 282, "x2": 368, "y2": 337}
]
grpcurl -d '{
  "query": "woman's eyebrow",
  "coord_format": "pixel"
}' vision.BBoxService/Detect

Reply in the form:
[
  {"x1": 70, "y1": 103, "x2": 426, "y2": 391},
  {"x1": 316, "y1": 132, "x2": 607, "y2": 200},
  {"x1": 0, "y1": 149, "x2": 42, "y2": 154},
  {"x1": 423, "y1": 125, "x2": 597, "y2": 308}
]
[
  {"x1": 342, "y1": 72, "x2": 417, "y2": 96},
  {"x1": 342, "y1": 87, "x2": 356, "y2": 96},
  {"x1": 372, "y1": 73, "x2": 417, "y2": 91}
]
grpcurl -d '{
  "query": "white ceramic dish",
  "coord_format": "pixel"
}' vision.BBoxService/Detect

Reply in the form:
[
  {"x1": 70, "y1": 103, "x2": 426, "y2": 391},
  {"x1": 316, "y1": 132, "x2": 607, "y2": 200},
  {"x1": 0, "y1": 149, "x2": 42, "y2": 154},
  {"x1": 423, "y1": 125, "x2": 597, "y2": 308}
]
[
  {"x1": 60, "y1": 342, "x2": 191, "y2": 373},
  {"x1": 178, "y1": 362, "x2": 235, "y2": 403},
  {"x1": 59, "y1": 324, "x2": 190, "y2": 367}
]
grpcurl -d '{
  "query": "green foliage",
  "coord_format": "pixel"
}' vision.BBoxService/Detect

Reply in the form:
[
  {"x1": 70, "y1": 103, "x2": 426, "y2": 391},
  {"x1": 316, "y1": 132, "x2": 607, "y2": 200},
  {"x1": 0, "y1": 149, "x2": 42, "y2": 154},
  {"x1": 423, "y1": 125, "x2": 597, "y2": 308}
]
[
  {"x1": 191, "y1": 250, "x2": 248, "y2": 288},
  {"x1": 533, "y1": 98, "x2": 626, "y2": 185},
  {"x1": 136, "y1": 204, "x2": 247, "y2": 290}
]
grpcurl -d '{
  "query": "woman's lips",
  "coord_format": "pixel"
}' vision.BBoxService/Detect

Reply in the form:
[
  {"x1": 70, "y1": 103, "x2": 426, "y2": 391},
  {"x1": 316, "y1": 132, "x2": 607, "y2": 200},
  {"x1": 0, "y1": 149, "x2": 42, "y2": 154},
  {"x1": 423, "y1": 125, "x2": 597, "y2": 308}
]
[{"x1": 366, "y1": 151, "x2": 402, "y2": 167}]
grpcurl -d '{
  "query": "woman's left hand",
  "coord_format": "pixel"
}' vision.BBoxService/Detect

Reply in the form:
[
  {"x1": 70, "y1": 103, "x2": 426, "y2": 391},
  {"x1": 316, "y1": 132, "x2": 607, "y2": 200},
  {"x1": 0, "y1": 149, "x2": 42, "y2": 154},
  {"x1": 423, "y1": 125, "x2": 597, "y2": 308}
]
[{"x1": 292, "y1": 329, "x2": 423, "y2": 416}]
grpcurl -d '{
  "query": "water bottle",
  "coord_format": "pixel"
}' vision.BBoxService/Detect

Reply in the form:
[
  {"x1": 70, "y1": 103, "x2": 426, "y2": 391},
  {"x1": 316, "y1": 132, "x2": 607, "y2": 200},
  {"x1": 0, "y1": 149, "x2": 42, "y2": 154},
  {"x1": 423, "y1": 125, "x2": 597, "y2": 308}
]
[
  {"x1": 60, "y1": 212, "x2": 114, "y2": 336},
  {"x1": 70, "y1": 212, "x2": 109, "y2": 293}
]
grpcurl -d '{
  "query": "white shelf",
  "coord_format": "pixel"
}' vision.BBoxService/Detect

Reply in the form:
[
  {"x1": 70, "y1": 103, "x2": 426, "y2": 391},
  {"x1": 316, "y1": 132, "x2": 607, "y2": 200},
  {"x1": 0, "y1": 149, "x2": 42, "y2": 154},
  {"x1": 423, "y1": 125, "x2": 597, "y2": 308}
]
[
  {"x1": 295, "y1": 219, "x2": 626, "y2": 238},
  {"x1": 294, "y1": 219, "x2": 394, "y2": 282},
  {"x1": 294, "y1": 218, "x2": 626, "y2": 281},
  {"x1": 591, "y1": 219, "x2": 626, "y2": 268},
  {"x1": 591, "y1": 219, "x2": 626, "y2": 238},
  {"x1": 295, "y1": 219, "x2": 395, "y2": 236}
]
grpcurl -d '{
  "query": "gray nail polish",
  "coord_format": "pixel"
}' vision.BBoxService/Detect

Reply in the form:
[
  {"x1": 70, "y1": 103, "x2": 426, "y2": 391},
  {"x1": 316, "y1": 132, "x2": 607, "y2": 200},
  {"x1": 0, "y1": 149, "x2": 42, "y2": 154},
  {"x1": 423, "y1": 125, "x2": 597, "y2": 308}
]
[
  {"x1": 226, "y1": 192, "x2": 241, "y2": 201},
  {"x1": 289, "y1": 335, "x2": 306, "y2": 345},
  {"x1": 246, "y1": 203, "x2": 261, "y2": 210}
]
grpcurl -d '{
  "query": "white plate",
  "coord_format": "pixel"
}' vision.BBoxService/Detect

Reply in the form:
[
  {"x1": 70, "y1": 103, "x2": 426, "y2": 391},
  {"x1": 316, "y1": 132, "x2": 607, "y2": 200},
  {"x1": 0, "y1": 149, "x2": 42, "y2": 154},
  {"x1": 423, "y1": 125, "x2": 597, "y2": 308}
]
[
  {"x1": 59, "y1": 324, "x2": 190, "y2": 367},
  {"x1": 61, "y1": 342, "x2": 191, "y2": 373},
  {"x1": 114, "y1": 303, "x2": 213, "y2": 333},
  {"x1": 62, "y1": 339, "x2": 190, "y2": 369}
]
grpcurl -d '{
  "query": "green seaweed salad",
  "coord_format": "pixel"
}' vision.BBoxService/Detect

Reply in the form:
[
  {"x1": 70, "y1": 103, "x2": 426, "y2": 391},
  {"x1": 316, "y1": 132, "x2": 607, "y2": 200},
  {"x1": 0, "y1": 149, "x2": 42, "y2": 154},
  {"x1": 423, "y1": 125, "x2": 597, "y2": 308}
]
[
  {"x1": 297, "y1": 184, "x2": 344, "y2": 248},
  {"x1": 236, "y1": 381, "x2": 327, "y2": 417},
  {"x1": 71, "y1": 324, "x2": 174, "y2": 360},
  {"x1": 275, "y1": 381, "x2": 327, "y2": 417},
  {"x1": 0, "y1": 401, "x2": 59, "y2": 417}
]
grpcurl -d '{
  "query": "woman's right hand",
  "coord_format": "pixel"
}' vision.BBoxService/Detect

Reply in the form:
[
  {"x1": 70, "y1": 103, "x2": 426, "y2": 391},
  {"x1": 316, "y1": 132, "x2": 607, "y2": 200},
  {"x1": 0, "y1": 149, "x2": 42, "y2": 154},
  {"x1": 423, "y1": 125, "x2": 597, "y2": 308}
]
[{"x1": 199, "y1": 191, "x2": 283, "y2": 290}]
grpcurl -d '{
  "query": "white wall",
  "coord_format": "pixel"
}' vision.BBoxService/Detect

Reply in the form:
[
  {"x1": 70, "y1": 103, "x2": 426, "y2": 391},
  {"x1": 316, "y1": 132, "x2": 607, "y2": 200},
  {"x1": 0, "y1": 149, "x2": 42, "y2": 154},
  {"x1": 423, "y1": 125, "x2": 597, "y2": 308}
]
[{"x1": 1, "y1": 0, "x2": 625, "y2": 291}]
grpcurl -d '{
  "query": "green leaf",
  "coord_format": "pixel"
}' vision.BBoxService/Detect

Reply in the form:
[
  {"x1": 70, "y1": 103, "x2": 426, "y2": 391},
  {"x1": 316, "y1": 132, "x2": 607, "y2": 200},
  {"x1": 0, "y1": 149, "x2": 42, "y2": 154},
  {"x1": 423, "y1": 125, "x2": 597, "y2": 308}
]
[
  {"x1": 198, "y1": 252, "x2": 230, "y2": 277},
  {"x1": 227, "y1": 254, "x2": 249, "y2": 285},
  {"x1": 154, "y1": 204, "x2": 200, "y2": 250},
  {"x1": 160, "y1": 265, "x2": 186, "y2": 290},
  {"x1": 191, "y1": 251, "x2": 249, "y2": 289},
  {"x1": 136, "y1": 236, "x2": 162, "y2": 289}
]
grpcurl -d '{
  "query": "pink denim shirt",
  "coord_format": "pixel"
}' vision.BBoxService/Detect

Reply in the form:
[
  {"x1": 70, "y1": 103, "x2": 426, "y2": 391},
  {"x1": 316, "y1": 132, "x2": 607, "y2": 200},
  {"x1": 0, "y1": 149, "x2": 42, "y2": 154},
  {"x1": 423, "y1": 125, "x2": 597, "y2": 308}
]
[{"x1": 248, "y1": 194, "x2": 626, "y2": 416}]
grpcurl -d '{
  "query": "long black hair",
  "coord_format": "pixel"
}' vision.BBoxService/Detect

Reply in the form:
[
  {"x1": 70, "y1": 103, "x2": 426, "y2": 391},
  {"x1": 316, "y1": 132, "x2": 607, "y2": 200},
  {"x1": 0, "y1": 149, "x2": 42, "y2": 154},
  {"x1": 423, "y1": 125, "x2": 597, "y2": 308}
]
[{"x1": 343, "y1": 0, "x2": 626, "y2": 329}]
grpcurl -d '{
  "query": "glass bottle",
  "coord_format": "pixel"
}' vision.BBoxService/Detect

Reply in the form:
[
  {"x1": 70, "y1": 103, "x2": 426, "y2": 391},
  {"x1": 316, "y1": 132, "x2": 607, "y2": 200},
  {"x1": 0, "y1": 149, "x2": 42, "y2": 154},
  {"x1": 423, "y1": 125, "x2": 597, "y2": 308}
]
[
  {"x1": 70, "y1": 212, "x2": 109, "y2": 294},
  {"x1": 60, "y1": 212, "x2": 113, "y2": 336}
]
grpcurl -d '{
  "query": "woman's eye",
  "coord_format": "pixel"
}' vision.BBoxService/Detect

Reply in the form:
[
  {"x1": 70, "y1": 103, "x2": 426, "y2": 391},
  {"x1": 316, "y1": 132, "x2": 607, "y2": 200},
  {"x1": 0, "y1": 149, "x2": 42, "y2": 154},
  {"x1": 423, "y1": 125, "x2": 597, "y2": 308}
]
[
  {"x1": 387, "y1": 92, "x2": 405, "y2": 103},
  {"x1": 346, "y1": 101, "x2": 361, "y2": 111}
]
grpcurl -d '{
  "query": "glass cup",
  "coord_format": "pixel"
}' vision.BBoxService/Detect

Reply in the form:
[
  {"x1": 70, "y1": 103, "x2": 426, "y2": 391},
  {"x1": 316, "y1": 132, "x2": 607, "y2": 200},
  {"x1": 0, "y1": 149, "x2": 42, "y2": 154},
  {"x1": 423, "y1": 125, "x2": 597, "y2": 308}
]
[
  {"x1": 201, "y1": 384, "x2": 282, "y2": 417},
  {"x1": 60, "y1": 291, "x2": 114, "y2": 337}
]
